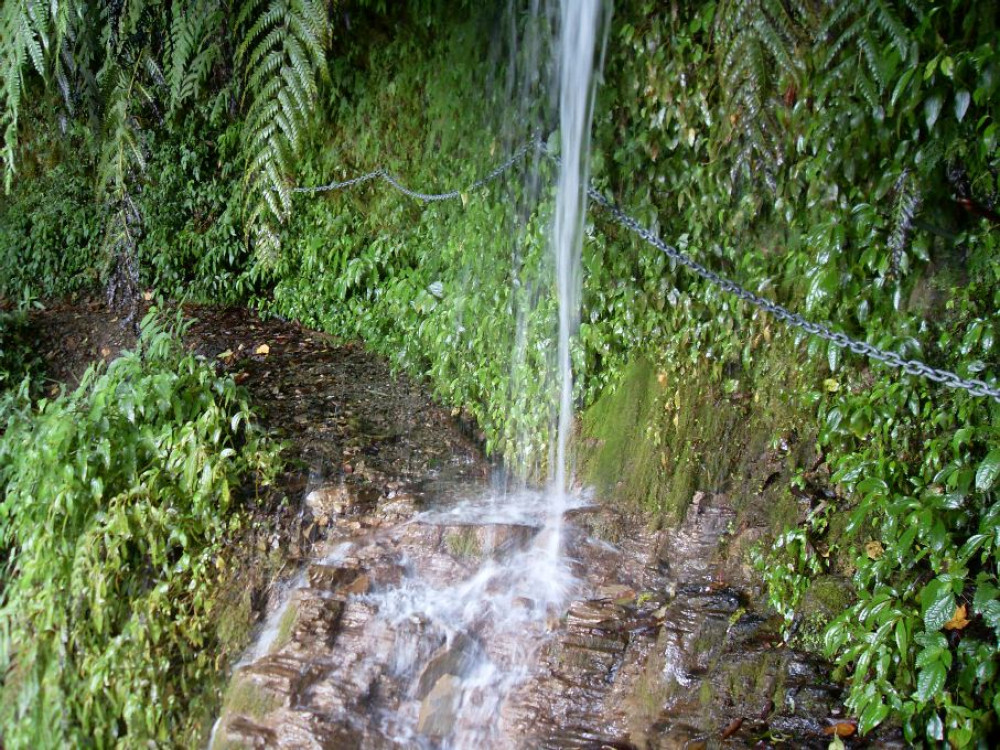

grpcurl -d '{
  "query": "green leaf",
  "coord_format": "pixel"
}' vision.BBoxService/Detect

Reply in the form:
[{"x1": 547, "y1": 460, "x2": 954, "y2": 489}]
[
  {"x1": 894, "y1": 618, "x2": 909, "y2": 660},
  {"x1": 954, "y1": 90, "x2": 971, "y2": 122},
  {"x1": 921, "y1": 579, "x2": 956, "y2": 631},
  {"x1": 975, "y1": 450, "x2": 1000, "y2": 491},
  {"x1": 926, "y1": 712, "x2": 944, "y2": 741},
  {"x1": 924, "y1": 93, "x2": 944, "y2": 130},
  {"x1": 859, "y1": 697, "x2": 890, "y2": 734},
  {"x1": 915, "y1": 661, "x2": 947, "y2": 703}
]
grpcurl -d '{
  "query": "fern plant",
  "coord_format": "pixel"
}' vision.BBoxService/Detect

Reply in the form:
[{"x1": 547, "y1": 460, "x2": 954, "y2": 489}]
[
  {"x1": 236, "y1": 0, "x2": 328, "y2": 262},
  {"x1": 0, "y1": 0, "x2": 331, "y2": 281},
  {"x1": 166, "y1": 0, "x2": 224, "y2": 110},
  {"x1": 0, "y1": 0, "x2": 78, "y2": 190},
  {"x1": 713, "y1": 0, "x2": 808, "y2": 193}
]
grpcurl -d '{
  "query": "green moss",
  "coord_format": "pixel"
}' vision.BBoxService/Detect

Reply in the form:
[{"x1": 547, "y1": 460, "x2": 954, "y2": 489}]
[
  {"x1": 216, "y1": 585, "x2": 256, "y2": 655},
  {"x1": 444, "y1": 527, "x2": 482, "y2": 560},
  {"x1": 271, "y1": 600, "x2": 300, "y2": 654},
  {"x1": 579, "y1": 357, "x2": 664, "y2": 510},
  {"x1": 210, "y1": 679, "x2": 286, "y2": 750},
  {"x1": 220, "y1": 679, "x2": 284, "y2": 721},
  {"x1": 579, "y1": 340, "x2": 814, "y2": 527},
  {"x1": 699, "y1": 678, "x2": 713, "y2": 707},
  {"x1": 720, "y1": 651, "x2": 782, "y2": 708}
]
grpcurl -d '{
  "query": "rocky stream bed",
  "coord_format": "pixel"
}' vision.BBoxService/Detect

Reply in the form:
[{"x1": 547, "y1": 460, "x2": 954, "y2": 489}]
[{"x1": 29, "y1": 303, "x2": 886, "y2": 749}]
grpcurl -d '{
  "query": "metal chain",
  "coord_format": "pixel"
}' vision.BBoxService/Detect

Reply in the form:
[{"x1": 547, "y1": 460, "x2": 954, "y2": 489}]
[
  {"x1": 586, "y1": 186, "x2": 1000, "y2": 403},
  {"x1": 292, "y1": 170, "x2": 384, "y2": 194},
  {"x1": 292, "y1": 140, "x2": 536, "y2": 199},
  {"x1": 293, "y1": 138, "x2": 1000, "y2": 404}
]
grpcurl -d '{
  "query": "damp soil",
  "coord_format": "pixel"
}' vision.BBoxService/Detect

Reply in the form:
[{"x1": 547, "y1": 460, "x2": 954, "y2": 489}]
[{"x1": 22, "y1": 300, "x2": 896, "y2": 750}]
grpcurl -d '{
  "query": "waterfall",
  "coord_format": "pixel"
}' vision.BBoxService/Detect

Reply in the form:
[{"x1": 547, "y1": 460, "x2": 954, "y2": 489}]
[
  {"x1": 214, "y1": 4, "x2": 613, "y2": 748},
  {"x1": 546, "y1": 0, "x2": 611, "y2": 558}
]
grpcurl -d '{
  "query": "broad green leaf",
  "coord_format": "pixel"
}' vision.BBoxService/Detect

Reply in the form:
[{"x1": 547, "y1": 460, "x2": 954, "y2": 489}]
[
  {"x1": 926, "y1": 712, "x2": 944, "y2": 742},
  {"x1": 924, "y1": 93, "x2": 944, "y2": 130},
  {"x1": 894, "y1": 618, "x2": 909, "y2": 660},
  {"x1": 975, "y1": 450, "x2": 1000, "y2": 491},
  {"x1": 954, "y1": 90, "x2": 970, "y2": 122},
  {"x1": 921, "y1": 579, "x2": 956, "y2": 631},
  {"x1": 859, "y1": 697, "x2": 889, "y2": 734},
  {"x1": 915, "y1": 662, "x2": 947, "y2": 703}
]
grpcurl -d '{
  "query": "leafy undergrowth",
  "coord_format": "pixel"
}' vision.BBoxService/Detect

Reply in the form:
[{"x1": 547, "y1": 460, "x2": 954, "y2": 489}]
[
  {"x1": 0, "y1": 311, "x2": 280, "y2": 748},
  {"x1": 0, "y1": 308, "x2": 43, "y2": 391}
]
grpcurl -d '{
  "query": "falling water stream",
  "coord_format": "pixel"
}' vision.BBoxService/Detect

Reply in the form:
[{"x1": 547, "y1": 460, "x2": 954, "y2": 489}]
[
  {"x1": 367, "y1": 2, "x2": 611, "y2": 741},
  {"x1": 213, "y1": 4, "x2": 612, "y2": 748}
]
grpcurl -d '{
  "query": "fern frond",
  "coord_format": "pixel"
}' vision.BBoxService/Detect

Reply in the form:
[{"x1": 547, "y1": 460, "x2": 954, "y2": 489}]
[
  {"x1": 714, "y1": 0, "x2": 804, "y2": 191},
  {"x1": 166, "y1": 0, "x2": 224, "y2": 109},
  {"x1": 817, "y1": 0, "x2": 923, "y2": 109},
  {"x1": 0, "y1": 0, "x2": 75, "y2": 188},
  {"x1": 872, "y1": 0, "x2": 910, "y2": 57},
  {"x1": 888, "y1": 169, "x2": 921, "y2": 276},
  {"x1": 237, "y1": 0, "x2": 328, "y2": 261}
]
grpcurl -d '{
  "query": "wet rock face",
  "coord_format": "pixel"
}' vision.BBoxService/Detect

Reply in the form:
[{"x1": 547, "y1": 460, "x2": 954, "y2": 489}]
[
  {"x1": 188, "y1": 307, "x2": 847, "y2": 750},
  {"x1": 213, "y1": 487, "x2": 848, "y2": 750},
  {"x1": 494, "y1": 493, "x2": 848, "y2": 750}
]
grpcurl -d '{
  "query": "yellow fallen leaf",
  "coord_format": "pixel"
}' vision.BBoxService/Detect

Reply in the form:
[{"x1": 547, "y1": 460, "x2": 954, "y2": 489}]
[
  {"x1": 255, "y1": 344, "x2": 270, "y2": 356},
  {"x1": 944, "y1": 603, "x2": 970, "y2": 631},
  {"x1": 822, "y1": 721, "x2": 856, "y2": 738},
  {"x1": 865, "y1": 540, "x2": 884, "y2": 560}
]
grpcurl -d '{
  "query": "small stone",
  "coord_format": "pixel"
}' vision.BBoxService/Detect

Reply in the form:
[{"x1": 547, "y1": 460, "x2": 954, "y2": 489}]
[
  {"x1": 417, "y1": 674, "x2": 461, "y2": 738},
  {"x1": 305, "y1": 483, "x2": 353, "y2": 517},
  {"x1": 341, "y1": 574, "x2": 369, "y2": 596}
]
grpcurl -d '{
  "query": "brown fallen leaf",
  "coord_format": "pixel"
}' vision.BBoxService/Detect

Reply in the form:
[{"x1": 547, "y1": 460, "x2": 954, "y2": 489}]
[
  {"x1": 721, "y1": 717, "x2": 744, "y2": 739},
  {"x1": 944, "y1": 603, "x2": 970, "y2": 631},
  {"x1": 822, "y1": 721, "x2": 857, "y2": 737},
  {"x1": 865, "y1": 540, "x2": 884, "y2": 560},
  {"x1": 255, "y1": 343, "x2": 270, "y2": 355}
]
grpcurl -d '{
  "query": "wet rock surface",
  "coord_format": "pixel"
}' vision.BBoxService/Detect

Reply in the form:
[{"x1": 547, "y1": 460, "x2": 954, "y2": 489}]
[{"x1": 214, "y1": 481, "x2": 857, "y2": 749}]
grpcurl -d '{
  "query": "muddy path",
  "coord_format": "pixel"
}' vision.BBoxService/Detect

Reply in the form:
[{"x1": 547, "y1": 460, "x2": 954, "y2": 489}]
[{"x1": 25, "y1": 302, "x2": 885, "y2": 749}]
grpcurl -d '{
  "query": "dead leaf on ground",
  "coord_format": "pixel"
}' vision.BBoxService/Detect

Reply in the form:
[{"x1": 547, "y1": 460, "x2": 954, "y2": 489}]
[
  {"x1": 944, "y1": 603, "x2": 970, "y2": 631},
  {"x1": 822, "y1": 721, "x2": 856, "y2": 738},
  {"x1": 255, "y1": 344, "x2": 270, "y2": 356},
  {"x1": 720, "y1": 717, "x2": 743, "y2": 739}
]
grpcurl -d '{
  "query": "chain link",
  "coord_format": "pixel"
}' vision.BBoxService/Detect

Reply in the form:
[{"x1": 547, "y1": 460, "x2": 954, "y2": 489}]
[
  {"x1": 586, "y1": 186, "x2": 1000, "y2": 403},
  {"x1": 294, "y1": 138, "x2": 1000, "y2": 404},
  {"x1": 292, "y1": 140, "x2": 536, "y2": 199}
]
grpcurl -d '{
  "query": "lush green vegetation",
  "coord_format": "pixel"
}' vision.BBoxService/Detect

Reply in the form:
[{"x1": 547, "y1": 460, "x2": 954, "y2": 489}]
[
  {"x1": 0, "y1": 312, "x2": 279, "y2": 746},
  {"x1": 0, "y1": 307, "x2": 43, "y2": 390},
  {"x1": 1, "y1": 0, "x2": 999, "y2": 746}
]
